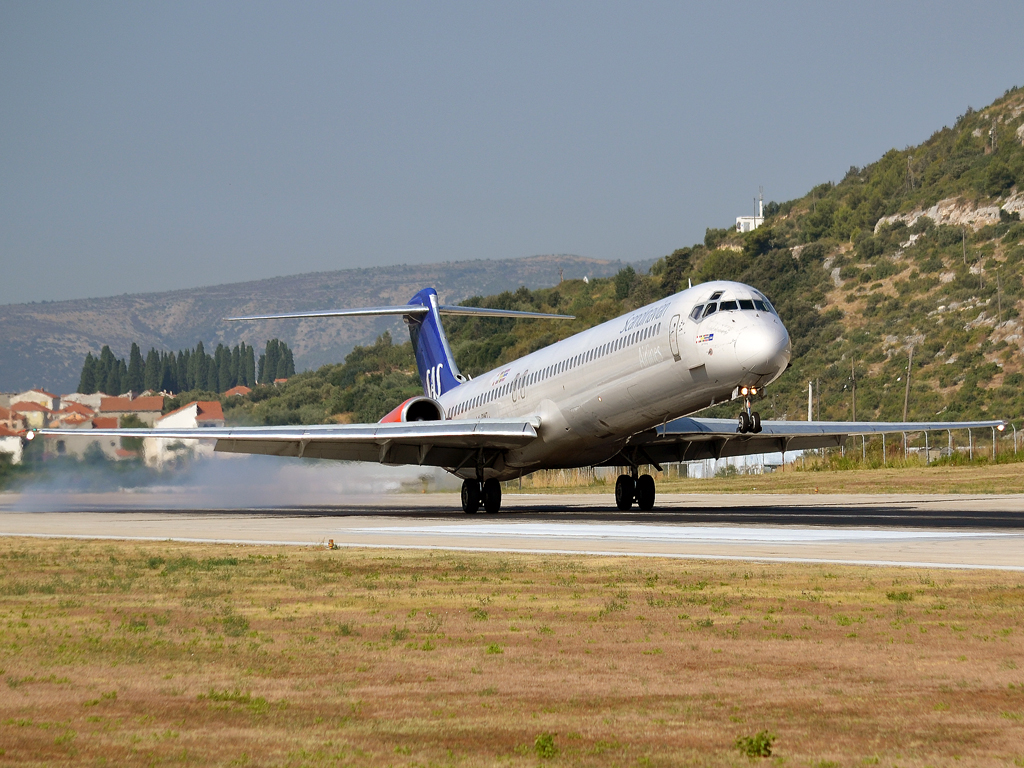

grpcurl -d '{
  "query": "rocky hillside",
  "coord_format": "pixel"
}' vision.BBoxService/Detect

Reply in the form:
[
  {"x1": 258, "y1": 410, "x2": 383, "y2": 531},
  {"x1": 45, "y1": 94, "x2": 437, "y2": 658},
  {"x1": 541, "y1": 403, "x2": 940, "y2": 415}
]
[
  {"x1": 0, "y1": 255, "x2": 644, "y2": 393},
  {"x1": 705, "y1": 84, "x2": 1024, "y2": 423}
]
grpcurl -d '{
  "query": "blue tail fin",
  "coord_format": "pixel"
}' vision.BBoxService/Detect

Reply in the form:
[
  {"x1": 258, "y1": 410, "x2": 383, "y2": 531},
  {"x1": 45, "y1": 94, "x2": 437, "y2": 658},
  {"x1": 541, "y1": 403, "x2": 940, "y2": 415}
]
[{"x1": 407, "y1": 288, "x2": 463, "y2": 399}]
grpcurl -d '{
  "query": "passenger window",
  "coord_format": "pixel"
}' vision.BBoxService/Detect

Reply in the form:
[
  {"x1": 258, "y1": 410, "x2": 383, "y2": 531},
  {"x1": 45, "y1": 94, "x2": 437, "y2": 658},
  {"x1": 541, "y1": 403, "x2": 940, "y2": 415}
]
[
  {"x1": 702, "y1": 303, "x2": 718, "y2": 318},
  {"x1": 738, "y1": 299, "x2": 755, "y2": 310},
  {"x1": 719, "y1": 300, "x2": 738, "y2": 311}
]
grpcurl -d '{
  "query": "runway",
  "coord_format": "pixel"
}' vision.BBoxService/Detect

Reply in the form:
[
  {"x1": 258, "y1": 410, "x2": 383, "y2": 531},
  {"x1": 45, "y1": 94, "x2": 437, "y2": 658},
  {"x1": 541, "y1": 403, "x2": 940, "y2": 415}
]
[{"x1": 2, "y1": 491, "x2": 1023, "y2": 570}]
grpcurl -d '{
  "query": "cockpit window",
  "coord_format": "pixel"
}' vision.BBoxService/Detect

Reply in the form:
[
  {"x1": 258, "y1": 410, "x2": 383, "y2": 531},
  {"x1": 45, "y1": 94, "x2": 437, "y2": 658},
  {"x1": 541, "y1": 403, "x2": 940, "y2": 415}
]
[
  {"x1": 702, "y1": 303, "x2": 718, "y2": 318},
  {"x1": 709, "y1": 291, "x2": 723, "y2": 301},
  {"x1": 719, "y1": 300, "x2": 738, "y2": 311},
  {"x1": 689, "y1": 305, "x2": 703, "y2": 321},
  {"x1": 754, "y1": 292, "x2": 778, "y2": 314},
  {"x1": 738, "y1": 299, "x2": 755, "y2": 310},
  {"x1": 753, "y1": 299, "x2": 769, "y2": 312}
]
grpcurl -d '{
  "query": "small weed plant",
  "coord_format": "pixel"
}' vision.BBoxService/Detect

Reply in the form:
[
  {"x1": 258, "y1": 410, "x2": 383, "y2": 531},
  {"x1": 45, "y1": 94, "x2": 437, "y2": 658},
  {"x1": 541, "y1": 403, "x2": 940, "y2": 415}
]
[{"x1": 735, "y1": 730, "x2": 775, "y2": 757}]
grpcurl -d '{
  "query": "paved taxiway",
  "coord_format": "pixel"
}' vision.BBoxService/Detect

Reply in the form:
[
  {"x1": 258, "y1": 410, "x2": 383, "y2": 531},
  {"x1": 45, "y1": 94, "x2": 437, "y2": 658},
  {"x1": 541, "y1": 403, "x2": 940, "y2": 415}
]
[{"x1": 2, "y1": 491, "x2": 1023, "y2": 570}]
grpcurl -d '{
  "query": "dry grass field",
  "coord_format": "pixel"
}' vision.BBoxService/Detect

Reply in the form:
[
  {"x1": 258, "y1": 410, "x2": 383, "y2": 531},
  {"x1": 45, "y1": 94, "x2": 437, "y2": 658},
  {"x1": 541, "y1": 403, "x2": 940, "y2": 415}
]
[
  {"x1": 510, "y1": 461, "x2": 1024, "y2": 496},
  {"x1": 1, "y1": 539, "x2": 1023, "y2": 767}
]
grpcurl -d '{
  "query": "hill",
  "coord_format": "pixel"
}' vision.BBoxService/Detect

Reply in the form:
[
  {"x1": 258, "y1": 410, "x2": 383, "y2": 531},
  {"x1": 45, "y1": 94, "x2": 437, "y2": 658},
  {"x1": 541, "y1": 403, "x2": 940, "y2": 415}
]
[
  {"x1": 207, "y1": 84, "x2": 1024, "y2": 429},
  {"x1": 0, "y1": 255, "x2": 646, "y2": 393}
]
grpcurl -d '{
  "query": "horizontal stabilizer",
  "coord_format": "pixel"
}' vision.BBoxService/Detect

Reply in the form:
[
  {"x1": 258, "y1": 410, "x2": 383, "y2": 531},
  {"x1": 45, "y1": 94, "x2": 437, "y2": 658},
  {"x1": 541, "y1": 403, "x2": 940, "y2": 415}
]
[{"x1": 225, "y1": 305, "x2": 573, "y2": 322}]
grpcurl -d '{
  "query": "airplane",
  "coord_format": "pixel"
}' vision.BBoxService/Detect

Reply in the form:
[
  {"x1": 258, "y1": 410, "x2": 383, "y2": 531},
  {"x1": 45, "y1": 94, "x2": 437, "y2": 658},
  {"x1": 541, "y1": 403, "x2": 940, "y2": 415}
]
[{"x1": 31, "y1": 281, "x2": 1006, "y2": 513}]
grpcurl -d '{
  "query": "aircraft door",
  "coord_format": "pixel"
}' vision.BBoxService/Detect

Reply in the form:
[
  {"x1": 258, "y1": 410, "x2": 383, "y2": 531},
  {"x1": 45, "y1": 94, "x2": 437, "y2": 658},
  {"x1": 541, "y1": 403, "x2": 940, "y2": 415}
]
[{"x1": 668, "y1": 314, "x2": 681, "y2": 361}]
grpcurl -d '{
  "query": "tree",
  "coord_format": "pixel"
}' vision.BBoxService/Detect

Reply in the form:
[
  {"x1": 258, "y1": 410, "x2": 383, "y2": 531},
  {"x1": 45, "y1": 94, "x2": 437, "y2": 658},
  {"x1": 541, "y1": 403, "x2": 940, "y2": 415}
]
[
  {"x1": 161, "y1": 351, "x2": 178, "y2": 393},
  {"x1": 119, "y1": 413, "x2": 146, "y2": 454},
  {"x1": 191, "y1": 342, "x2": 206, "y2": 391},
  {"x1": 614, "y1": 266, "x2": 636, "y2": 300},
  {"x1": 97, "y1": 346, "x2": 117, "y2": 393},
  {"x1": 78, "y1": 353, "x2": 97, "y2": 394},
  {"x1": 281, "y1": 344, "x2": 295, "y2": 377},
  {"x1": 264, "y1": 339, "x2": 281, "y2": 382},
  {"x1": 217, "y1": 345, "x2": 231, "y2": 392},
  {"x1": 104, "y1": 361, "x2": 122, "y2": 396},
  {"x1": 127, "y1": 343, "x2": 144, "y2": 393},
  {"x1": 244, "y1": 344, "x2": 256, "y2": 386},
  {"x1": 258, "y1": 353, "x2": 267, "y2": 384},
  {"x1": 230, "y1": 345, "x2": 241, "y2": 388},
  {"x1": 144, "y1": 348, "x2": 161, "y2": 392}
]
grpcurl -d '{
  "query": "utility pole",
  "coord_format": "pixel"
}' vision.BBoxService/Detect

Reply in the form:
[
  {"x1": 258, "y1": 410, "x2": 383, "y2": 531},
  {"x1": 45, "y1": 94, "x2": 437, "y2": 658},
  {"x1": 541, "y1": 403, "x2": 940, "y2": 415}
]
[
  {"x1": 997, "y1": 271, "x2": 1003, "y2": 325},
  {"x1": 807, "y1": 381, "x2": 813, "y2": 422},
  {"x1": 962, "y1": 229, "x2": 967, "y2": 266},
  {"x1": 902, "y1": 346, "x2": 914, "y2": 422},
  {"x1": 851, "y1": 362, "x2": 857, "y2": 422}
]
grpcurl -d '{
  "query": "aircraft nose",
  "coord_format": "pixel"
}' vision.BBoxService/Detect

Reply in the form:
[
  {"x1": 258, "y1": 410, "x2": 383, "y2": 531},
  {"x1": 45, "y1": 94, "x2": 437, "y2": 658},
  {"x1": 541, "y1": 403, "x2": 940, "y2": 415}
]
[{"x1": 734, "y1": 321, "x2": 791, "y2": 377}]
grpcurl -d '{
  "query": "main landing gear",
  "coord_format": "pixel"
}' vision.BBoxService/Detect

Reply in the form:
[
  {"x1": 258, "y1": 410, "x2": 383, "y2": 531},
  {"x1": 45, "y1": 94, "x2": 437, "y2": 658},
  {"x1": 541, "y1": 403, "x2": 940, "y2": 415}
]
[
  {"x1": 737, "y1": 386, "x2": 762, "y2": 434},
  {"x1": 461, "y1": 478, "x2": 502, "y2": 514},
  {"x1": 615, "y1": 472, "x2": 656, "y2": 512}
]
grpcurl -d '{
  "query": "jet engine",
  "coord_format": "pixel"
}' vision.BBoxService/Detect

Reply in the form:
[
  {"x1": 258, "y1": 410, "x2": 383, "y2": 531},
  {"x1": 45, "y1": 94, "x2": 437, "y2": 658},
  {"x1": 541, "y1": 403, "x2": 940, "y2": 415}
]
[{"x1": 378, "y1": 396, "x2": 445, "y2": 423}]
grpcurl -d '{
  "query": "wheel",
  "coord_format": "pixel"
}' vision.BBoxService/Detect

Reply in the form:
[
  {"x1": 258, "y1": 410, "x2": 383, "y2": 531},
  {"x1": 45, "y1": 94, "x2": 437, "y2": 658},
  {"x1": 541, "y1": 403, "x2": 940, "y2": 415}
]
[
  {"x1": 482, "y1": 478, "x2": 502, "y2": 513},
  {"x1": 751, "y1": 411, "x2": 762, "y2": 433},
  {"x1": 635, "y1": 474, "x2": 656, "y2": 511},
  {"x1": 461, "y1": 479, "x2": 481, "y2": 514},
  {"x1": 738, "y1": 412, "x2": 751, "y2": 433},
  {"x1": 615, "y1": 474, "x2": 635, "y2": 511}
]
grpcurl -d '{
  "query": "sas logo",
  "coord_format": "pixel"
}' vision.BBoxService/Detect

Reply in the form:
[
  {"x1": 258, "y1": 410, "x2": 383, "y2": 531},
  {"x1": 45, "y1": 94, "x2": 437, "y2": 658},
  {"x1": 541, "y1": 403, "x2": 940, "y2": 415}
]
[
  {"x1": 696, "y1": 333, "x2": 714, "y2": 343},
  {"x1": 491, "y1": 368, "x2": 511, "y2": 386}
]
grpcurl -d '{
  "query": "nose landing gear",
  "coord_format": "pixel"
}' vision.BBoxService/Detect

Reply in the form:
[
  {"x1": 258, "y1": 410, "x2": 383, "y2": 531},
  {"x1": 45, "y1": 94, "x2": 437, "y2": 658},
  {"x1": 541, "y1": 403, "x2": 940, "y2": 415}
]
[{"x1": 737, "y1": 388, "x2": 762, "y2": 434}]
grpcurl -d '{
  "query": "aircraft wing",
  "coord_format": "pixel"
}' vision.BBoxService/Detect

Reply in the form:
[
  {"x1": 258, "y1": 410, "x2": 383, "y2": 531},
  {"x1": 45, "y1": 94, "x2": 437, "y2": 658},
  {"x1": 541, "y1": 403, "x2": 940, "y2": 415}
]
[
  {"x1": 618, "y1": 416, "x2": 1008, "y2": 465},
  {"x1": 32, "y1": 419, "x2": 539, "y2": 468}
]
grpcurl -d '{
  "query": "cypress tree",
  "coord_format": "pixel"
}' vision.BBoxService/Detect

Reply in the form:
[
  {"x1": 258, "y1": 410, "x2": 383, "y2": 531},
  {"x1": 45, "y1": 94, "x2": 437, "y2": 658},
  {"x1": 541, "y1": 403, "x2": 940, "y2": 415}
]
[
  {"x1": 193, "y1": 342, "x2": 206, "y2": 391},
  {"x1": 127, "y1": 343, "x2": 144, "y2": 393},
  {"x1": 78, "y1": 353, "x2": 97, "y2": 394},
  {"x1": 144, "y1": 348, "x2": 161, "y2": 392},
  {"x1": 97, "y1": 346, "x2": 116, "y2": 393},
  {"x1": 105, "y1": 361, "x2": 122, "y2": 396},
  {"x1": 245, "y1": 344, "x2": 256, "y2": 386},
  {"x1": 161, "y1": 351, "x2": 176, "y2": 393},
  {"x1": 178, "y1": 350, "x2": 189, "y2": 392},
  {"x1": 217, "y1": 345, "x2": 231, "y2": 392},
  {"x1": 203, "y1": 349, "x2": 217, "y2": 391},
  {"x1": 257, "y1": 353, "x2": 266, "y2": 384},
  {"x1": 264, "y1": 339, "x2": 280, "y2": 382},
  {"x1": 281, "y1": 344, "x2": 295, "y2": 377},
  {"x1": 230, "y1": 345, "x2": 241, "y2": 388}
]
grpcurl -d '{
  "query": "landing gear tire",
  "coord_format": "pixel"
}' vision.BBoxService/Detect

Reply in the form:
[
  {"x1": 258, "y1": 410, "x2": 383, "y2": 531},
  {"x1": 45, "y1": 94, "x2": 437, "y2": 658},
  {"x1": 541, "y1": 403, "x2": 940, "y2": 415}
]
[
  {"x1": 482, "y1": 478, "x2": 502, "y2": 514},
  {"x1": 615, "y1": 474, "x2": 635, "y2": 511},
  {"x1": 738, "y1": 412, "x2": 751, "y2": 433},
  {"x1": 635, "y1": 474, "x2": 656, "y2": 511},
  {"x1": 461, "y1": 479, "x2": 481, "y2": 514},
  {"x1": 751, "y1": 411, "x2": 762, "y2": 434}
]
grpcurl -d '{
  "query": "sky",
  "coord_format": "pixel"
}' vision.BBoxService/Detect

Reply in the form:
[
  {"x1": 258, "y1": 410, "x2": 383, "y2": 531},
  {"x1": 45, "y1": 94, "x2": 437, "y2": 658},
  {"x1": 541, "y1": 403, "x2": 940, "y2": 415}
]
[{"x1": 2, "y1": 1, "x2": 1023, "y2": 307}]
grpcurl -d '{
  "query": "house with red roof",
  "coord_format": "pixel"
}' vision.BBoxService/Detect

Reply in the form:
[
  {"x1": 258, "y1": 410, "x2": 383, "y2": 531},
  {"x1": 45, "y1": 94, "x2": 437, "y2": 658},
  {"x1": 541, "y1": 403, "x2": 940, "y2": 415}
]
[
  {"x1": 14, "y1": 389, "x2": 60, "y2": 412},
  {"x1": 9, "y1": 401, "x2": 51, "y2": 429},
  {"x1": 0, "y1": 406, "x2": 26, "y2": 433},
  {"x1": 99, "y1": 395, "x2": 165, "y2": 426},
  {"x1": 225, "y1": 385, "x2": 252, "y2": 397}
]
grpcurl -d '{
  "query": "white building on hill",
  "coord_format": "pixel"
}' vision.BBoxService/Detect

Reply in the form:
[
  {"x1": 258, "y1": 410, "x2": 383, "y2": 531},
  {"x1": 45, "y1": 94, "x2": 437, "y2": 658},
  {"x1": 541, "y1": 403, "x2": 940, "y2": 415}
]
[{"x1": 736, "y1": 191, "x2": 765, "y2": 233}]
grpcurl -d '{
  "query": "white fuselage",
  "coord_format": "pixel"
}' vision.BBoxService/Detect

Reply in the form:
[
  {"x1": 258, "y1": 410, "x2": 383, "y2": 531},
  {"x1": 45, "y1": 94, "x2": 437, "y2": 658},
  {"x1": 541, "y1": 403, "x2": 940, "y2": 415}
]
[{"x1": 436, "y1": 281, "x2": 791, "y2": 477}]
